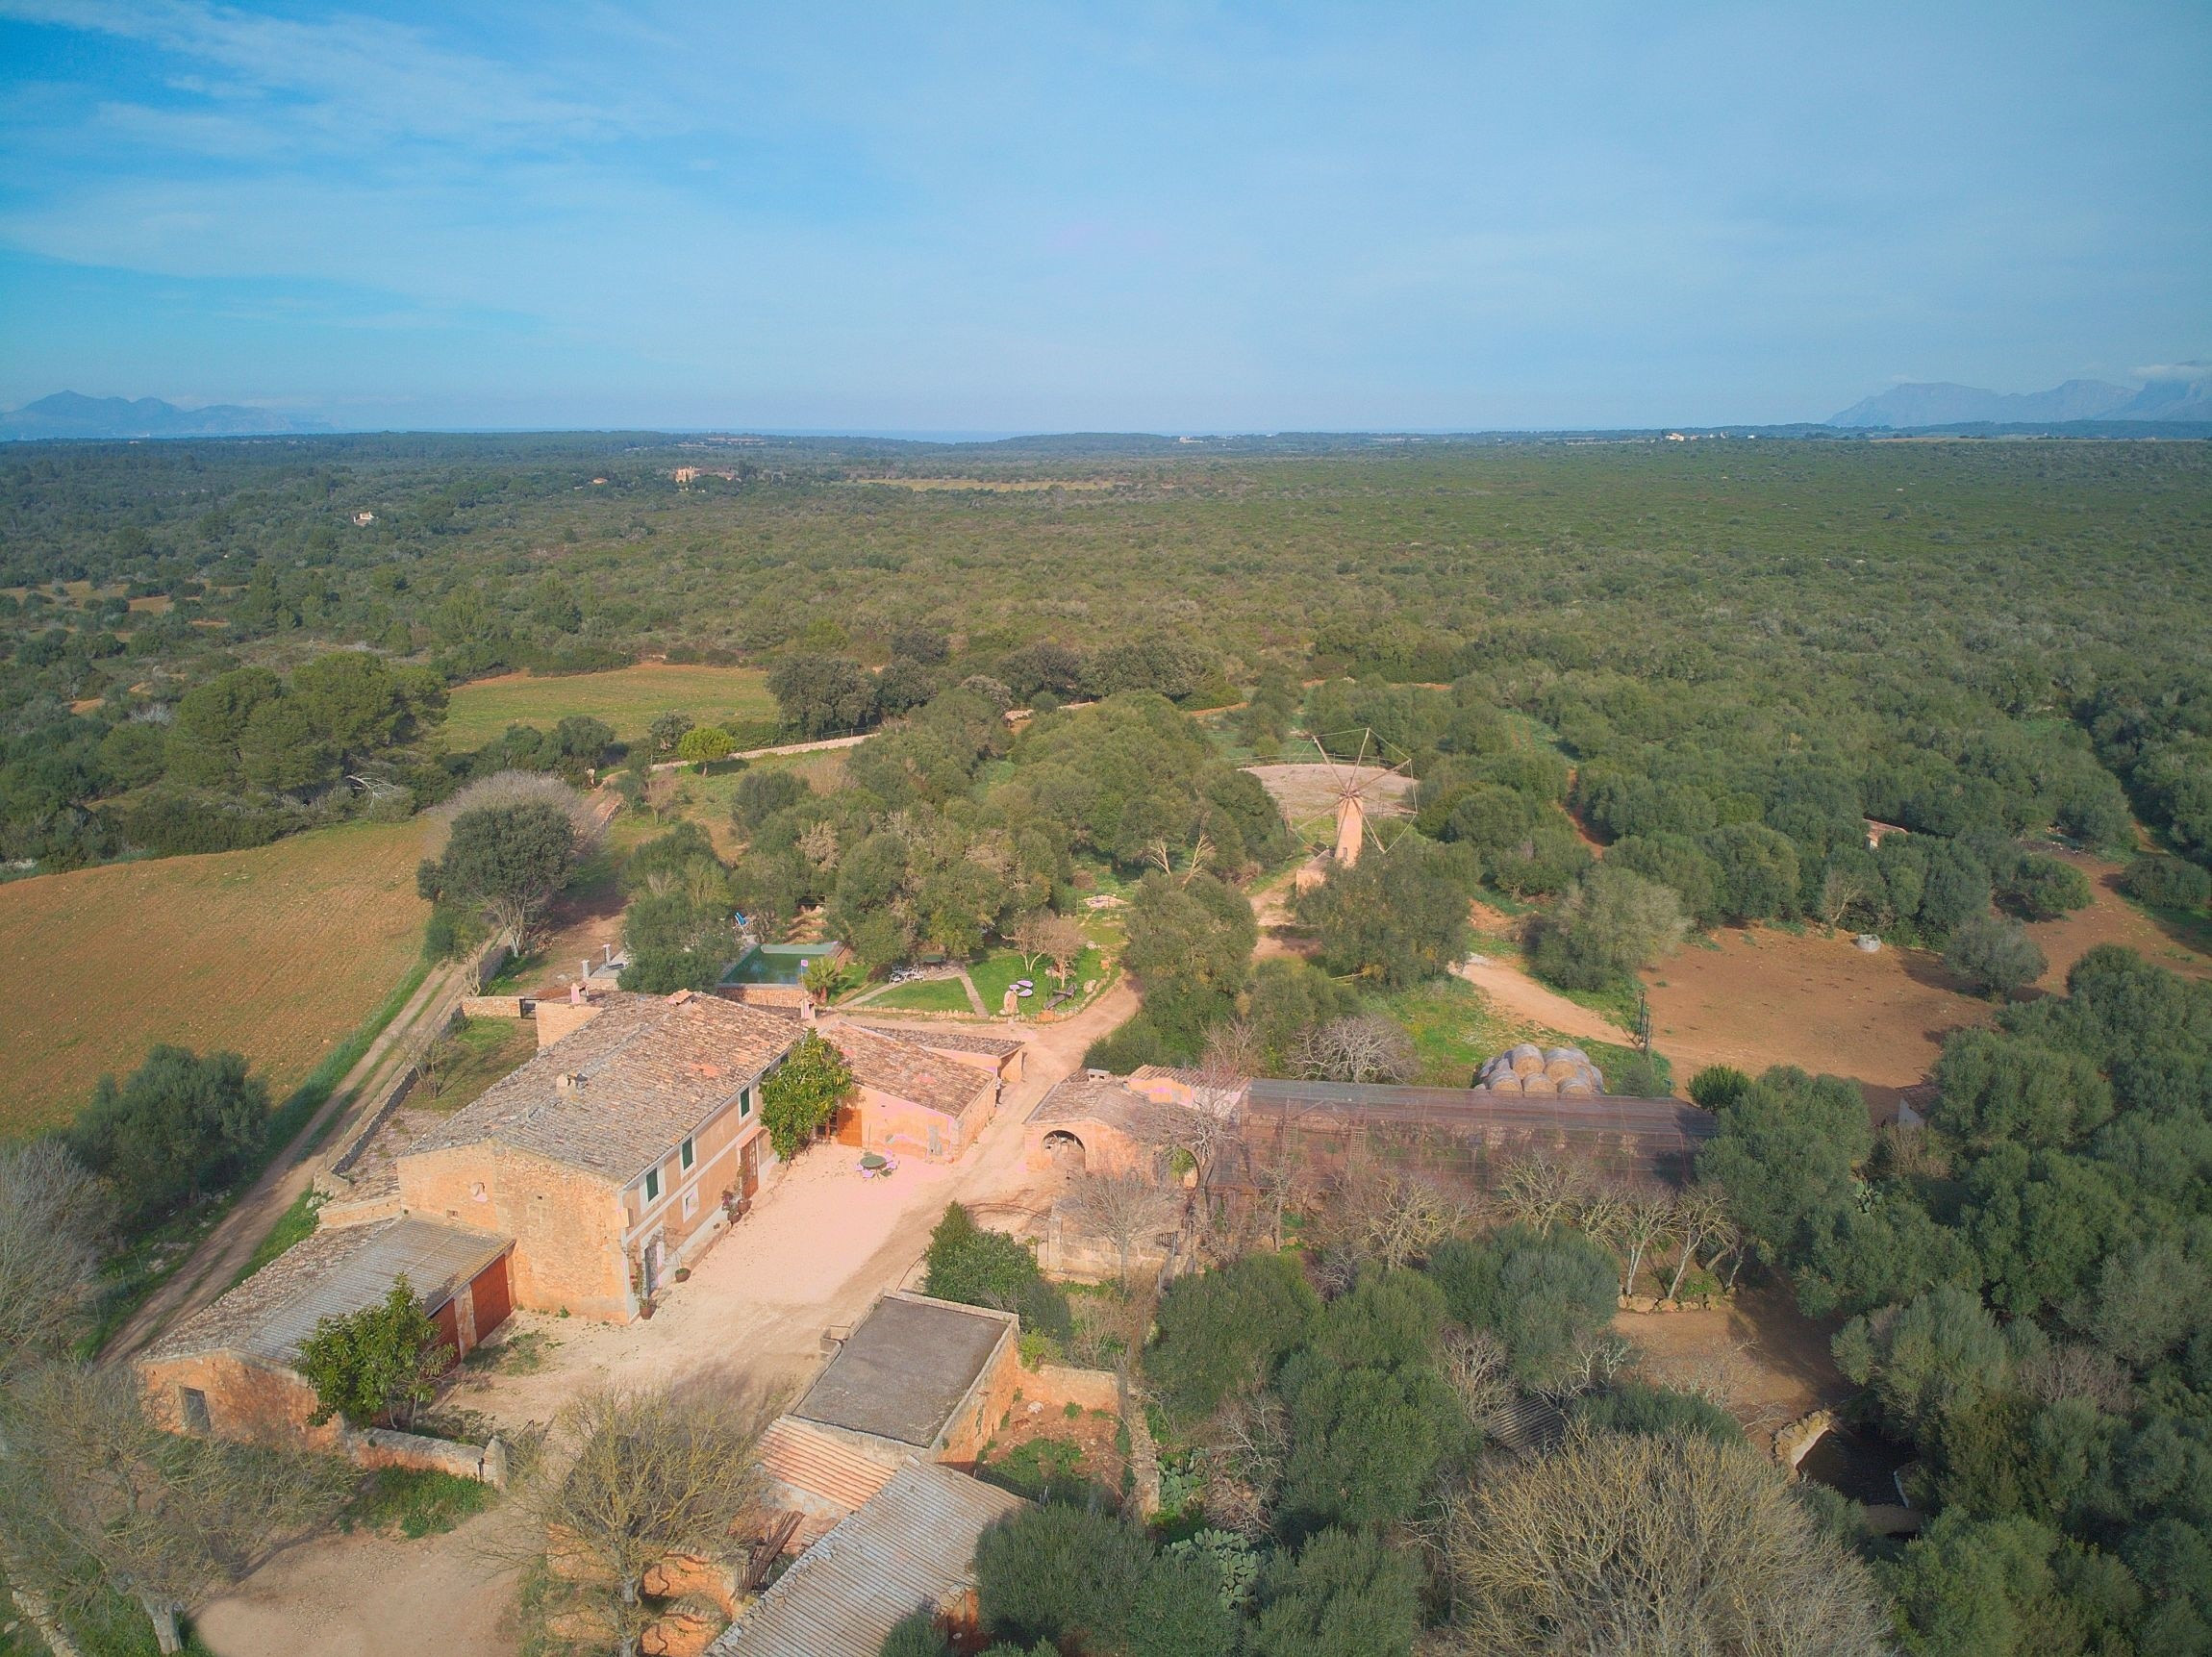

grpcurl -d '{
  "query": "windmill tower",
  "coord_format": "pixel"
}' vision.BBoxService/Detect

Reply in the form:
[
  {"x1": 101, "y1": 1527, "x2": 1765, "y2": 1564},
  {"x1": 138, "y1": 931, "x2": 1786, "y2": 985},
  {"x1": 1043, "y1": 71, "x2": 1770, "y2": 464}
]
[{"x1": 1314, "y1": 728, "x2": 1415, "y2": 867}]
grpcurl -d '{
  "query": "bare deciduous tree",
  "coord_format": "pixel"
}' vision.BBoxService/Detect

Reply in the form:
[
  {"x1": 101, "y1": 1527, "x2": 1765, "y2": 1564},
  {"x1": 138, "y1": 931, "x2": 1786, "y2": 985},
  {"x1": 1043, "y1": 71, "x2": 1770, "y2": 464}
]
[
  {"x1": 1438, "y1": 1326, "x2": 1514, "y2": 1430},
  {"x1": 504, "y1": 1381, "x2": 770, "y2": 1657},
  {"x1": 1446, "y1": 1428, "x2": 1890, "y2": 1656},
  {"x1": 1245, "y1": 1125, "x2": 1313, "y2": 1254},
  {"x1": 1292, "y1": 1013, "x2": 1418, "y2": 1085},
  {"x1": 1315, "y1": 1164, "x2": 1476, "y2": 1273},
  {"x1": 1201, "y1": 1391, "x2": 1287, "y2": 1540},
  {"x1": 1134, "y1": 1097, "x2": 1239, "y2": 1201},
  {"x1": 0, "y1": 1142, "x2": 112, "y2": 1374},
  {"x1": 1199, "y1": 1016, "x2": 1265, "y2": 1083},
  {"x1": 0, "y1": 1365, "x2": 347, "y2": 1654},
  {"x1": 1605, "y1": 1188, "x2": 1678, "y2": 1299},
  {"x1": 438, "y1": 769, "x2": 605, "y2": 851},
  {"x1": 1494, "y1": 1150, "x2": 1585, "y2": 1236},
  {"x1": 1666, "y1": 1184, "x2": 1738, "y2": 1301},
  {"x1": 1060, "y1": 1170, "x2": 1183, "y2": 1287},
  {"x1": 1009, "y1": 910, "x2": 1086, "y2": 990},
  {"x1": 1817, "y1": 864, "x2": 1873, "y2": 931}
]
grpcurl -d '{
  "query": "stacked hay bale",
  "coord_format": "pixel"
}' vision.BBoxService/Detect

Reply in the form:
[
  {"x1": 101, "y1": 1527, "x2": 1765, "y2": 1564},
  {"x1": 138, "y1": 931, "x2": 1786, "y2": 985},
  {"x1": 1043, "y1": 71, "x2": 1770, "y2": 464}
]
[{"x1": 1474, "y1": 1044, "x2": 1605, "y2": 1096}]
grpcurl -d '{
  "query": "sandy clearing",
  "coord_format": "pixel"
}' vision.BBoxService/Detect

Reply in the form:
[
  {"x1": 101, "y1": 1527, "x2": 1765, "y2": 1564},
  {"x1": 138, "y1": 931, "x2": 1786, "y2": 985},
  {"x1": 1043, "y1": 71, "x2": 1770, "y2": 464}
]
[
  {"x1": 2023, "y1": 849, "x2": 2211, "y2": 990},
  {"x1": 1640, "y1": 928, "x2": 1990, "y2": 1116},
  {"x1": 1617, "y1": 1282, "x2": 1851, "y2": 1442}
]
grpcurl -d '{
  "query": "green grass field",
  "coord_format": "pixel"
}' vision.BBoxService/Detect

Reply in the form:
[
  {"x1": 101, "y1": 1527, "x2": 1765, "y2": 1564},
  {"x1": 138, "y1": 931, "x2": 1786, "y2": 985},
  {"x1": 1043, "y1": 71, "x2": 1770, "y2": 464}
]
[
  {"x1": 867, "y1": 975, "x2": 973, "y2": 1014},
  {"x1": 441, "y1": 662, "x2": 775, "y2": 747}
]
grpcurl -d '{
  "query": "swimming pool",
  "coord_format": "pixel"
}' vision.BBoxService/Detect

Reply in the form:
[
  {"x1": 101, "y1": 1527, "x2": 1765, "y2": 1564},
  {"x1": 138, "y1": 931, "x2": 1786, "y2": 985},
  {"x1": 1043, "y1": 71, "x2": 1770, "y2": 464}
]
[{"x1": 721, "y1": 942, "x2": 842, "y2": 986}]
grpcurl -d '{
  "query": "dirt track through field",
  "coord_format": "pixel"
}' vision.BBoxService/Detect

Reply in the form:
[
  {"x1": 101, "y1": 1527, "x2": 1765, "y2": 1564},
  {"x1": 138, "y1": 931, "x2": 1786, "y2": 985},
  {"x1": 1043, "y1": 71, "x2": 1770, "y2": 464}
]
[
  {"x1": 101, "y1": 961, "x2": 466, "y2": 1362},
  {"x1": 1449, "y1": 952, "x2": 1631, "y2": 1045}
]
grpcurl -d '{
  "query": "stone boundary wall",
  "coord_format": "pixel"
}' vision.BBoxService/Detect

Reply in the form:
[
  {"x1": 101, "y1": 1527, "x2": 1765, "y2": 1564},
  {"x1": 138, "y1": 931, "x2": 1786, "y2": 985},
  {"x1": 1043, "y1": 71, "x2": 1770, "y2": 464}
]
[
  {"x1": 323, "y1": 1062, "x2": 422, "y2": 1180},
  {"x1": 714, "y1": 983, "x2": 810, "y2": 1010},
  {"x1": 345, "y1": 1425, "x2": 510, "y2": 1488},
  {"x1": 460, "y1": 994, "x2": 533, "y2": 1018},
  {"x1": 1025, "y1": 1363, "x2": 1119, "y2": 1414}
]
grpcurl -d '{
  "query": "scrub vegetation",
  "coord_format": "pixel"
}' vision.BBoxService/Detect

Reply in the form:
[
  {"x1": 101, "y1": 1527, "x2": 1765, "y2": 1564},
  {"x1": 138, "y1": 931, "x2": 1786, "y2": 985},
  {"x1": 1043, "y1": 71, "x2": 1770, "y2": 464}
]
[{"x1": 3, "y1": 431, "x2": 2211, "y2": 1655}]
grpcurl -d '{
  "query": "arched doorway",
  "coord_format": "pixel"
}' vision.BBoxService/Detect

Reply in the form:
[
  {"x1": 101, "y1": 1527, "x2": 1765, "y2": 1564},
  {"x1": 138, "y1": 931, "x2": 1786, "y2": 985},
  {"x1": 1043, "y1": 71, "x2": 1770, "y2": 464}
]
[{"x1": 1042, "y1": 1130, "x2": 1087, "y2": 1173}]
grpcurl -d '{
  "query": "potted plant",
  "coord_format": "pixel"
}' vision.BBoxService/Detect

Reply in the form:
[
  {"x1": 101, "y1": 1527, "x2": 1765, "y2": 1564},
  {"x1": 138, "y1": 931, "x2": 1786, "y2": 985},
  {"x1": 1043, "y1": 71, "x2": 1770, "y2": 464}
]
[{"x1": 639, "y1": 1297, "x2": 657, "y2": 1319}]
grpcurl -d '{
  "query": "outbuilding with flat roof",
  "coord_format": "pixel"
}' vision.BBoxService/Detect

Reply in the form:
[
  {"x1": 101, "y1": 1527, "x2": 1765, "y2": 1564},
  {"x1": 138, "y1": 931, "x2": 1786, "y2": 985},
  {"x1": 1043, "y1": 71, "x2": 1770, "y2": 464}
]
[{"x1": 790, "y1": 1291, "x2": 1020, "y2": 1469}]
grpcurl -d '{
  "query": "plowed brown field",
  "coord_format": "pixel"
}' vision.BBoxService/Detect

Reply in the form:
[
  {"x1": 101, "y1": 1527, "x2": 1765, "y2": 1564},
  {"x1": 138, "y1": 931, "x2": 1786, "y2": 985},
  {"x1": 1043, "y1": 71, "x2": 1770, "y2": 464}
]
[{"x1": 1, "y1": 820, "x2": 430, "y2": 1135}]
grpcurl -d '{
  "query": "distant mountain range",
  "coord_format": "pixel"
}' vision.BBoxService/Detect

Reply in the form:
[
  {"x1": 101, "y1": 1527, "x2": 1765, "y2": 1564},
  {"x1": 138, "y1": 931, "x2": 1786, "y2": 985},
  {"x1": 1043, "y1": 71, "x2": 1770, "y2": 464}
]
[
  {"x1": 1830, "y1": 367, "x2": 2212, "y2": 428},
  {"x1": 0, "y1": 391, "x2": 330, "y2": 440}
]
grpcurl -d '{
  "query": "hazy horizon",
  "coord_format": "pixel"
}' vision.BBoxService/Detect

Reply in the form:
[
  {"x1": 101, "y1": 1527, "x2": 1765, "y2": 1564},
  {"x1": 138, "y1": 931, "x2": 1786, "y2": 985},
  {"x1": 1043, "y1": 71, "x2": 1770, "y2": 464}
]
[{"x1": 3, "y1": 2, "x2": 2208, "y2": 431}]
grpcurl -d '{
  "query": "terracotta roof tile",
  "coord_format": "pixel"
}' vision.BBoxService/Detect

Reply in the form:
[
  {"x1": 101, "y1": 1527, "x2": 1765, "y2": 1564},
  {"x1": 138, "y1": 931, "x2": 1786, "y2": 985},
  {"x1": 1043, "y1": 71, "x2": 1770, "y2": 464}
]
[
  {"x1": 140, "y1": 1217, "x2": 510, "y2": 1368},
  {"x1": 413, "y1": 992, "x2": 798, "y2": 1183},
  {"x1": 818, "y1": 1019, "x2": 994, "y2": 1118}
]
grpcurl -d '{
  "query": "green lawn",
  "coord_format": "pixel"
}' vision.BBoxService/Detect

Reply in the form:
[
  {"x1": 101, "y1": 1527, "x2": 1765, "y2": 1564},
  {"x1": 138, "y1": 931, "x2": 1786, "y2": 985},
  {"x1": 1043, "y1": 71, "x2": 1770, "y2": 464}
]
[
  {"x1": 970, "y1": 946, "x2": 1106, "y2": 1016},
  {"x1": 867, "y1": 976, "x2": 973, "y2": 1014},
  {"x1": 442, "y1": 663, "x2": 774, "y2": 747}
]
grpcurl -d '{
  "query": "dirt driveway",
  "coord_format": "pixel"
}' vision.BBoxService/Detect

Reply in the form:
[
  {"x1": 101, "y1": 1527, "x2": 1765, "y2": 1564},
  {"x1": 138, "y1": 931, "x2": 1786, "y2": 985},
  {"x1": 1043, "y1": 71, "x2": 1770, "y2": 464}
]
[{"x1": 191, "y1": 985, "x2": 1135, "y2": 1657}]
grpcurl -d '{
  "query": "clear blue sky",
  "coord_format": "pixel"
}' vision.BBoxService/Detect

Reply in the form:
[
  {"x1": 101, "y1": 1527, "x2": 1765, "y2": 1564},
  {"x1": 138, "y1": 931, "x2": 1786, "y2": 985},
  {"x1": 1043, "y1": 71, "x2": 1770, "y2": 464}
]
[{"x1": 2, "y1": 1, "x2": 2206, "y2": 432}]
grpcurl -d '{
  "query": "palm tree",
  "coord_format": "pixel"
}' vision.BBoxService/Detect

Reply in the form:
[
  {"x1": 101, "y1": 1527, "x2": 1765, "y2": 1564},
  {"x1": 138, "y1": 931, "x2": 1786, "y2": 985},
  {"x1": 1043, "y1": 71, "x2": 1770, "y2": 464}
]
[{"x1": 801, "y1": 956, "x2": 844, "y2": 1007}]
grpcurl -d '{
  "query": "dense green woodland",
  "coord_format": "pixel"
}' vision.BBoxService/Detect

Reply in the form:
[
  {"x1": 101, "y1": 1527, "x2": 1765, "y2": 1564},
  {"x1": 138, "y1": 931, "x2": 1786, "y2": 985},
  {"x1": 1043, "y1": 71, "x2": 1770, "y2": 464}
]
[
  {"x1": 1, "y1": 435, "x2": 2209, "y2": 880},
  {"x1": 6, "y1": 433, "x2": 2212, "y2": 1655}
]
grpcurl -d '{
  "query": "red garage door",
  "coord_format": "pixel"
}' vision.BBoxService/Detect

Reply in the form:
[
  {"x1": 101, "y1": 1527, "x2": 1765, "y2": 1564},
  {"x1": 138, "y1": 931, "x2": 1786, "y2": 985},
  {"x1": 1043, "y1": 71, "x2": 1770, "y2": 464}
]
[{"x1": 469, "y1": 1253, "x2": 514, "y2": 1343}]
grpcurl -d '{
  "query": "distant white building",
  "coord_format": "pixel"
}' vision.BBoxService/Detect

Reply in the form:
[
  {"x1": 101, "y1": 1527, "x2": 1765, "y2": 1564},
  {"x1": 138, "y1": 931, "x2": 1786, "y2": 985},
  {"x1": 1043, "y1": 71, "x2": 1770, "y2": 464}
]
[{"x1": 350, "y1": 511, "x2": 375, "y2": 525}]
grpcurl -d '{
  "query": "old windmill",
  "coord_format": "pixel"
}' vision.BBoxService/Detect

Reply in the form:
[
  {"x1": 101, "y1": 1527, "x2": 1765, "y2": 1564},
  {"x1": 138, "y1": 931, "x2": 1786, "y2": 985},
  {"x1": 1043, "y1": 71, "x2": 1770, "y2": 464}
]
[{"x1": 1306, "y1": 728, "x2": 1417, "y2": 869}]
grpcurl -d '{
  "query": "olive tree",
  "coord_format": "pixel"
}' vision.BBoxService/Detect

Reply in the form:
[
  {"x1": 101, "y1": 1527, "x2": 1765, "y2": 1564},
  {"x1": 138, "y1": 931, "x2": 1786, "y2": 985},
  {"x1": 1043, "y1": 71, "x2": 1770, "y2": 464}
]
[
  {"x1": 1945, "y1": 912, "x2": 2047, "y2": 999},
  {"x1": 418, "y1": 798, "x2": 577, "y2": 948}
]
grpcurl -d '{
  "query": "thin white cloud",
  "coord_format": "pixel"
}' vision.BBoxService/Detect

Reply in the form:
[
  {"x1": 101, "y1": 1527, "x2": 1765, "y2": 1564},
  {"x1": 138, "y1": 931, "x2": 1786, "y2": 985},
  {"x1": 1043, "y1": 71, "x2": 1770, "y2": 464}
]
[
  {"x1": 2131, "y1": 361, "x2": 2210, "y2": 382},
  {"x1": 0, "y1": 0, "x2": 613, "y2": 147}
]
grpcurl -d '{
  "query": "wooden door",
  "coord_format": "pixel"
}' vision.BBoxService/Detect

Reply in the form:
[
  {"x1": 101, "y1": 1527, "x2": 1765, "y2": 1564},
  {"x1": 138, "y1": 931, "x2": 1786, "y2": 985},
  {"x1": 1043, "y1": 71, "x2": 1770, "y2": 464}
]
[
  {"x1": 470, "y1": 1254, "x2": 514, "y2": 1341},
  {"x1": 740, "y1": 1137, "x2": 761, "y2": 1201}
]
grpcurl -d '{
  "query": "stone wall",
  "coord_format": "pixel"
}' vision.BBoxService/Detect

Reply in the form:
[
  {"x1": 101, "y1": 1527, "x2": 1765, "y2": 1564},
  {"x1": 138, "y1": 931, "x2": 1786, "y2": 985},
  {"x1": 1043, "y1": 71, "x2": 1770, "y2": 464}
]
[
  {"x1": 937, "y1": 1317, "x2": 1024, "y2": 1467},
  {"x1": 853, "y1": 1082, "x2": 993, "y2": 1164},
  {"x1": 349, "y1": 1425, "x2": 509, "y2": 1487},
  {"x1": 401, "y1": 1142, "x2": 633, "y2": 1320},
  {"x1": 138, "y1": 1349, "x2": 343, "y2": 1452},
  {"x1": 1026, "y1": 1363, "x2": 1119, "y2": 1414},
  {"x1": 460, "y1": 994, "x2": 532, "y2": 1019},
  {"x1": 712, "y1": 983, "x2": 810, "y2": 1011}
]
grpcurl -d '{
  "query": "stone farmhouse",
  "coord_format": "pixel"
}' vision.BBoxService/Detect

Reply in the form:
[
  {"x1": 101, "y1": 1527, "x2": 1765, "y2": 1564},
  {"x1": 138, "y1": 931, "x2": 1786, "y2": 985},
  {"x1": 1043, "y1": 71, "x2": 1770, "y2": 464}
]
[
  {"x1": 399, "y1": 992, "x2": 1022, "y2": 1321},
  {"x1": 397, "y1": 990, "x2": 797, "y2": 1319},
  {"x1": 137, "y1": 990, "x2": 1028, "y2": 1448}
]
